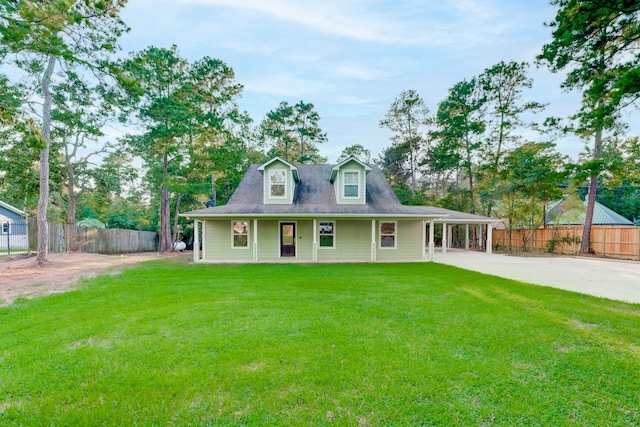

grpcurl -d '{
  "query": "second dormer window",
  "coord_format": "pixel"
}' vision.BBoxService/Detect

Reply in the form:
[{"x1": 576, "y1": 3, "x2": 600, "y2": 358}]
[
  {"x1": 270, "y1": 170, "x2": 286, "y2": 198},
  {"x1": 343, "y1": 171, "x2": 359, "y2": 198}
]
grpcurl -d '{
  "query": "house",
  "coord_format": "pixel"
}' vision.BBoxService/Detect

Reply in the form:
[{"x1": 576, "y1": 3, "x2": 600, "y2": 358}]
[
  {"x1": 0, "y1": 200, "x2": 28, "y2": 251},
  {"x1": 182, "y1": 157, "x2": 496, "y2": 263},
  {"x1": 546, "y1": 194, "x2": 634, "y2": 226}
]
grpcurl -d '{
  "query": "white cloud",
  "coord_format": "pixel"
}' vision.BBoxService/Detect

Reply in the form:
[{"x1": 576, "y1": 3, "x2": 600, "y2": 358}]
[
  {"x1": 330, "y1": 64, "x2": 384, "y2": 81},
  {"x1": 176, "y1": 0, "x2": 510, "y2": 47},
  {"x1": 244, "y1": 73, "x2": 334, "y2": 97}
]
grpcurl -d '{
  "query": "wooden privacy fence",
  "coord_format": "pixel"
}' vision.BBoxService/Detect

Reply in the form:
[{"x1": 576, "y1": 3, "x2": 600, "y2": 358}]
[
  {"x1": 27, "y1": 218, "x2": 157, "y2": 254},
  {"x1": 493, "y1": 226, "x2": 640, "y2": 261}
]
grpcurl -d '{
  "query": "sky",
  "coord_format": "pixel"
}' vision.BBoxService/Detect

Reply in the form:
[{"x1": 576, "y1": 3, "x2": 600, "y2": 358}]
[{"x1": 115, "y1": 0, "x2": 635, "y2": 163}]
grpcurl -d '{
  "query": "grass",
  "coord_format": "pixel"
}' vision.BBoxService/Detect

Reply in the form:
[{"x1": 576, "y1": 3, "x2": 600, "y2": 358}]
[{"x1": 1, "y1": 260, "x2": 640, "y2": 426}]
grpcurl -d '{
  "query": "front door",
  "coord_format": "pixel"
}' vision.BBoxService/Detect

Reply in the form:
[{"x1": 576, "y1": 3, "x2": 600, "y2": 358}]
[{"x1": 280, "y1": 222, "x2": 296, "y2": 257}]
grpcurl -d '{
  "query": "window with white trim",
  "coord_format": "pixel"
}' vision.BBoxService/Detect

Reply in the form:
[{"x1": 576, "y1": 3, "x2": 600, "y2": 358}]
[
  {"x1": 380, "y1": 221, "x2": 396, "y2": 248},
  {"x1": 318, "y1": 221, "x2": 335, "y2": 248},
  {"x1": 343, "y1": 171, "x2": 359, "y2": 198},
  {"x1": 232, "y1": 220, "x2": 249, "y2": 248},
  {"x1": 269, "y1": 170, "x2": 286, "y2": 198},
  {"x1": 1, "y1": 223, "x2": 9, "y2": 234}
]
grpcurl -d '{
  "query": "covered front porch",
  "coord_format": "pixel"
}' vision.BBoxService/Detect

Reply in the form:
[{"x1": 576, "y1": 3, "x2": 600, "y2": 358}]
[{"x1": 190, "y1": 215, "x2": 497, "y2": 264}]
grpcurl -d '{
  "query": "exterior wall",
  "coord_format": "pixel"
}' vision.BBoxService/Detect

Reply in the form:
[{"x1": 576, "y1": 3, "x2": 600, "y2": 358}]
[
  {"x1": 334, "y1": 161, "x2": 366, "y2": 205},
  {"x1": 203, "y1": 220, "x2": 253, "y2": 261},
  {"x1": 375, "y1": 220, "x2": 424, "y2": 261},
  {"x1": 256, "y1": 220, "x2": 313, "y2": 261},
  {"x1": 201, "y1": 218, "x2": 426, "y2": 263},
  {"x1": 262, "y1": 160, "x2": 295, "y2": 204},
  {"x1": 257, "y1": 220, "x2": 279, "y2": 259},
  {"x1": 296, "y1": 220, "x2": 313, "y2": 260},
  {"x1": 0, "y1": 206, "x2": 26, "y2": 224},
  {"x1": 318, "y1": 220, "x2": 371, "y2": 260}
]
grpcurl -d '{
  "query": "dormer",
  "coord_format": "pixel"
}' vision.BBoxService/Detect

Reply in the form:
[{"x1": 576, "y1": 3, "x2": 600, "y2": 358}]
[
  {"x1": 258, "y1": 157, "x2": 299, "y2": 204},
  {"x1": 330, "y1": 157, "x2": 372, "y2": 205}
]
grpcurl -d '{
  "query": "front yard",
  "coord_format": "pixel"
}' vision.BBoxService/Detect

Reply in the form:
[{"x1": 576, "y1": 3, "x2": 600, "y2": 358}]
[{"x1": 1, "y1": 260, "x2": 639, "y2": 425}]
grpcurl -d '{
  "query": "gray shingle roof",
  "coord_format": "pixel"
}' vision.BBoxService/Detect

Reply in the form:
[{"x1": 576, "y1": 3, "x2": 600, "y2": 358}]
[{"x1": 182, "y1": 162, "x2": 495, "y2": 222}]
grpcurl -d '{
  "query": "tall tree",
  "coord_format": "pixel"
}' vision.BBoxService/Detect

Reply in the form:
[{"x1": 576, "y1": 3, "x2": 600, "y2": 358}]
[
  {"x1": 429, "y1": 79, "x2": 486, "y2": 211},
  {"x1": 0, "y1": 0, "x2": 128, "y2": 264},
  {"x1": 260, "y1": 100, "x2": 327, "y2": 163},
  {"x1": 477, "y1": 61, "x2": 546, "y2": 216},
  {"x1": 538, "y1": 0, "x2": 640, "y2": 254},
  {"x1": 338, "y1": 144, "x2": 372, "y2": 163},
  {"x1": 52, "y1": 75, "x2": 116, "y2": 251},
  {"x1": 379, "y1": 89, "x2": 430, "y2": 200},
  {"x1": 0, "y1": 74, "x2": 22, "y2": 126},
  {"x1": 499, "y1": 142, "x2": 568, "y2": 250},
  {"x1": 260, "y1": 102, "x2": 295, "y2": 161},
  {"x1": 117, "y1": 45, "x2": 244, "y2": 252}
]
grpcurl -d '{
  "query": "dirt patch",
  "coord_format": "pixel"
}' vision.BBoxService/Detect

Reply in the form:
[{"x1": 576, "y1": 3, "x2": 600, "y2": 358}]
[{"x1": 0, "y1": 251, "x2": 189, "y2": 307}]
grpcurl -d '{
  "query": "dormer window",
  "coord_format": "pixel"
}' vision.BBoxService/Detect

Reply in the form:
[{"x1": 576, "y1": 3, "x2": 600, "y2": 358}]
[
  {"x1": 330, "y1": 157, "x2": 371, "y2": 205},
  {"x1": 258, "y1": 157, "x2": 299, "y2": 205},
  {"x1": 343, "y1": 171, "x2": 359, "y2": 198},
  {"x1": 269, "y1": 170, "x2": 286, "y2": 198}
]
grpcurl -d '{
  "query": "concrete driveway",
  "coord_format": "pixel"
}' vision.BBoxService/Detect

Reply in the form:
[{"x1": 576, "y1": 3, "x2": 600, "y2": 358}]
[{"x1": 433, "y1": 250, "x2": 640, "y2": 304}]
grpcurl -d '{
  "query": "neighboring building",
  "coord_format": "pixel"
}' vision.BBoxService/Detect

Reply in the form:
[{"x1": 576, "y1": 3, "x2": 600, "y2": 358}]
[
  {"x1": 0, "y1": 200, "x2": 28, "y2": 251},
  {"x1": 546, "y1": 194, "x2": 634, "y2": 226},
  {"x1": 182, "y1": 157, "x2": 496, "y2": 263},
  {"x1": 183, "y1": 157, "x2": 496, "y2": 263}
]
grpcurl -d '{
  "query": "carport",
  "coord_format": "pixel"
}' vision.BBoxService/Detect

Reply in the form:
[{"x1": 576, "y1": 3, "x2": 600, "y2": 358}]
[{"x1": 425, "y1": 207, "x2": 500, "y2": 261}]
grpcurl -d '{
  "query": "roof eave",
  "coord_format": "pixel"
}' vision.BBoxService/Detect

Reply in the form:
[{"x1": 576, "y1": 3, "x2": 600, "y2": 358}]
[
  {"x1": 182, "y1": 213, "x2": 447, "y2": 220},
  {"x1": 0, "y1": 201, "x2": 27, "y2": 217}
]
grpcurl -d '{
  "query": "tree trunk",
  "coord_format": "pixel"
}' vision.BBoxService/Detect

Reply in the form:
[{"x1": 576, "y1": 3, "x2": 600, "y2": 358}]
[
  {"x1": 530, "y1": 195, "x2": 536, "y2": 252},
  {"x1": 580, "y1": 126, "x2": 602, "y2": 254},
  {"x1": 66, "y1": 161, "x2": 77, "y2": 252},
  {"x1": 410, "y1": 144, "x2": 416, "y2": 200},
  {"x1": 211, "y1": 174, "x2": 216, "y2": 206},
  {"x1": 159, "y1": 184, "x2": 171, "y2": 252},
  {"x1": 159, "y1": 153, "x2": 172, "y2": 253},
  {"x1": 37, "y1": 53, "x2": 57, "y2": 266},
  {"x1": 171, "y1": 192, "x2": 183, "y2": 249}
]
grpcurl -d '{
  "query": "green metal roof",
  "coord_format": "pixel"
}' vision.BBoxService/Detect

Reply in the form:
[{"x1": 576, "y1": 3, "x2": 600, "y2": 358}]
[{"x1": 546, "y1": 195, "x2": 633, "y2": 226}]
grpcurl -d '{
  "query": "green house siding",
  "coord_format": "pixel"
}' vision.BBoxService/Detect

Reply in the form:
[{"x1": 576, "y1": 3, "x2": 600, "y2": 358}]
[
  {"x1": 375, "y1": 220, "x2": 423, "y2": 261},
  {"x1": 317, "y1": 220, "x2": 372, "y2": 260},
  {"x1": 201, "y1": 218, "x2": 425, "y2": 262},
  {"x1": 203, "y1": 220, "x2": 253, "y2": 261},
  {"x1": 257, "y1": 220, "x2": 279, "y2": 259},
  {"x1": 296, "y1": 220, "x2": 313, "y2": 260}
]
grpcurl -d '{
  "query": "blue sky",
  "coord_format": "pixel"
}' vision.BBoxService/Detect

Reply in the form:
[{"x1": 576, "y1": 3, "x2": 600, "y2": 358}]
[{"x1": 117, "y1": 0, "x2": 605, "y2": 162}]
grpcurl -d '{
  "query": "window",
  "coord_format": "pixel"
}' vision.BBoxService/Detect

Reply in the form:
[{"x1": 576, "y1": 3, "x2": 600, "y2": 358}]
[
  {"x1": 319, "y1": 221, "x2": 335, "y2": 248},
  {"x1": 380, "y1": 221, "x2": 396, "y2": 248},
  {"x1": 232, "y1": 220, "x2": 249, "y2": 248},
  {"x1": 343, "y1": 171, "x2": 359, "y2": 198},
  {"x1": 1, "y1": 223, "x2": 9, "y2": 234},
  {"x1": 269, "y1": 170, "x2": 286, "y2": 198}
]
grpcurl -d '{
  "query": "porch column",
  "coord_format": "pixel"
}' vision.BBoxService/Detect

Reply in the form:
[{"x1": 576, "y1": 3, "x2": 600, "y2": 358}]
[
  {"x1": 465, "y1": 224, "x2": 469, "y2": 251},
  {"x1": 448, "y1": 225, "x2": 453, "y2": 249},
  {"x1": 312, "y1": 219, "x2": 318, "y2": 262},
  {"x1": 193, "y1": 219, "x2": 200, "y2": 262},
  {"x1": 201, "y1": 220, "x2": 206, "y2": 259},
  {"x1": 371, "y1": 220, "x2": 376, "y2": 262},
  {"x1": 421, "y1": 221, "x2": 426, "y2": 260},
  {"x1": 479, "y1": 225, "x2": 484, "y2": 251},
  {"x1": 253, "y1": 219, "x2": 258, "y2": 262},
  {"x1": 486, "y1": 223, "x2": 493, "y2": 254},
  {"x1": 429, "y1": 220, "x2": 435, "y2": 262},
  {"x1": 442, "y1": 222, "x2": 447, "y2": 254}
]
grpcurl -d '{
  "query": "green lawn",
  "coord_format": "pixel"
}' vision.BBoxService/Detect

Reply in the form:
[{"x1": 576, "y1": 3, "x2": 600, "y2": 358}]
[{"x1": 1, "y1": 260, "x2": 639, "y2": 426}]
